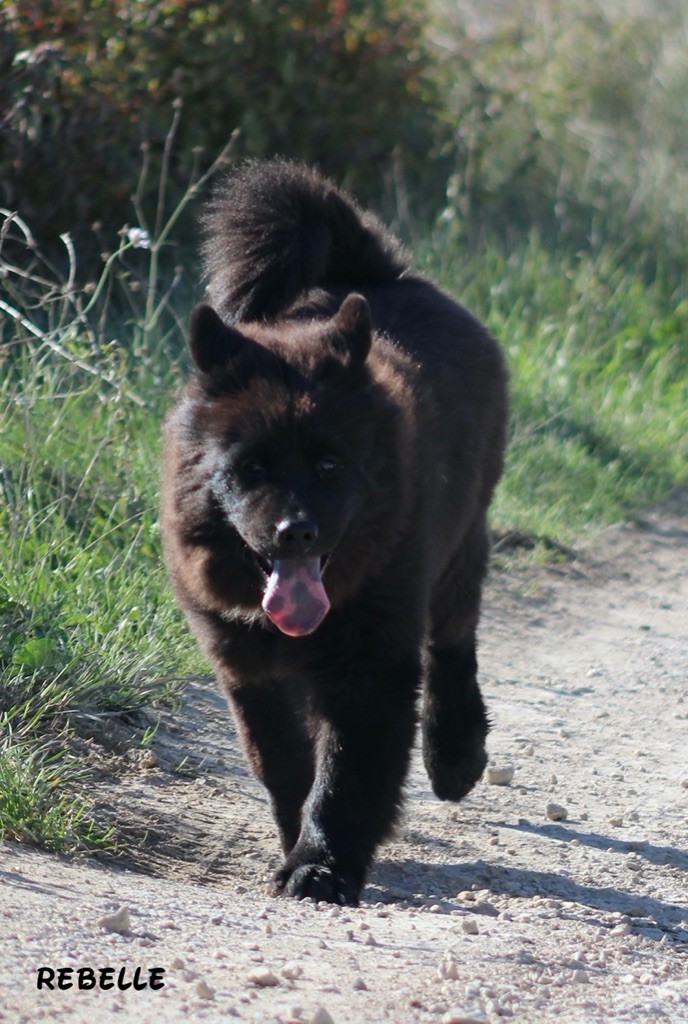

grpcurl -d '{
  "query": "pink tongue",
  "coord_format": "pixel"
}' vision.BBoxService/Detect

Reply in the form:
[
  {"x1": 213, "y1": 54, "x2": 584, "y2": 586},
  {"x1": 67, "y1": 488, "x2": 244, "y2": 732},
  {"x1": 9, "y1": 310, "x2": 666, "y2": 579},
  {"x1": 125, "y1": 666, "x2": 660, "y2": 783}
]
[{"x1": 262, "y1": 557, "x2": 330, "y2": 636}]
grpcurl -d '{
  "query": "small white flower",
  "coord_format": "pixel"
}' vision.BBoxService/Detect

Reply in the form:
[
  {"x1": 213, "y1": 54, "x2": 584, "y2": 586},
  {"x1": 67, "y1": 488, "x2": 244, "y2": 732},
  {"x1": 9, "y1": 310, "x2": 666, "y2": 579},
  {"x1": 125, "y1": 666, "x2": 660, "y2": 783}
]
[{"x1": 127, "y1": 227, "x2": 151, "y2": 249}]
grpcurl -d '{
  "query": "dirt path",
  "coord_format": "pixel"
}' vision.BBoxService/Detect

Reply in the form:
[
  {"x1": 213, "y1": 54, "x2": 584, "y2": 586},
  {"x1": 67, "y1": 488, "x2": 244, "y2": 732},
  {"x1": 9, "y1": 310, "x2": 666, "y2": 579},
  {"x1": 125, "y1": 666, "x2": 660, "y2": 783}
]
[{"x1": 1, "y1": 512, "x2": 687, "y2": 1023}]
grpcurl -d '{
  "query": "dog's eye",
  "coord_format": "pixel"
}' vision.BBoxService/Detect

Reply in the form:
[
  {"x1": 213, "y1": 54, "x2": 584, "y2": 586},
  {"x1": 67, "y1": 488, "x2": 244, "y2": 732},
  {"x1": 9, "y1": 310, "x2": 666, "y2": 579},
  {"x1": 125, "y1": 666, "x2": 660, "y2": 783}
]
[
  {"x1": 241, "y1": 459, "x2": 266, "y2": 479},
  {"x1": 316, "y1": 456, "x2": 340, "y2": 479}
]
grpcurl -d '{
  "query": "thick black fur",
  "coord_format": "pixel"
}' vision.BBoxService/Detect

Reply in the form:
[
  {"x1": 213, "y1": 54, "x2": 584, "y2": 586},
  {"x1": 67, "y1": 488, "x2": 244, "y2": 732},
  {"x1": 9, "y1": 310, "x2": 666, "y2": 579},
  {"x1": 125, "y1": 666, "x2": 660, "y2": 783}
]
[{"x1": 161, "y1": 160, "x2": 508, "y2": 905}]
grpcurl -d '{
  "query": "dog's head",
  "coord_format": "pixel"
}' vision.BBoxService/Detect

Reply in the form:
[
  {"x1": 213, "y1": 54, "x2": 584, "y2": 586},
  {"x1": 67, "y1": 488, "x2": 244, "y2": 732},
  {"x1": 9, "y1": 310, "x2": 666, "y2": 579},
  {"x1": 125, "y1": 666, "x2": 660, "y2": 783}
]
[{"x1": 184, "y1": 295, "x2": 387, "y2": 636}]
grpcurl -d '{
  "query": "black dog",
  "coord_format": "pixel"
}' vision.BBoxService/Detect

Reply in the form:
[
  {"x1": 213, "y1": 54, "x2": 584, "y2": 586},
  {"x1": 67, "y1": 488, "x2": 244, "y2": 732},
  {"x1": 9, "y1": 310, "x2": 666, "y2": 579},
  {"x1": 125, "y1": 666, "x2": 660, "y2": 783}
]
[{"x1": 160, "y1": 161, "x2": 507, "y2": 905}]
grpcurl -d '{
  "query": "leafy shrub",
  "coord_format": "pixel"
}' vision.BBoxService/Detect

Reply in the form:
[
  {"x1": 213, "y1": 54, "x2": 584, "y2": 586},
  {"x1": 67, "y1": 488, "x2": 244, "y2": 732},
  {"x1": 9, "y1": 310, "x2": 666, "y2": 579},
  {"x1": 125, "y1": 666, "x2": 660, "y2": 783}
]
[
  {"x1": 3, "y1": 0, "x2": 688, "y2": 276},
  {"x1": 1, "y1": 0, "x2": 447, "y2": 246}
]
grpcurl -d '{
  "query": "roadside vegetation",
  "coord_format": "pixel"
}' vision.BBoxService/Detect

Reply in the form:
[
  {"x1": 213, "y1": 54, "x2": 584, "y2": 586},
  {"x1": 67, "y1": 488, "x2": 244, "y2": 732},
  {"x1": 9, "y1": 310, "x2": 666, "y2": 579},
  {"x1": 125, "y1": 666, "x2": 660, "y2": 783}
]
[
  {"x1": 422, "y1": 237, "x2": 688, "y2": 541},
  {"x1": 1, "y1": 0, "x2": 686, "y2": 850}
]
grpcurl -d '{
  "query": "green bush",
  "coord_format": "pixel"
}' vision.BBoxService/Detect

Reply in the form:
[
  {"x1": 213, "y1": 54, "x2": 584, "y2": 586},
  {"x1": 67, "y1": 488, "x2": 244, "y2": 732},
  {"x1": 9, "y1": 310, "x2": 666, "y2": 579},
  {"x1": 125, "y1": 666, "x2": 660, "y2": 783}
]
[
  {"x1": 3, "y1": 0, "x2": 688, "y2": 275},
  {"x1": 1, "y1": 0, "x2": 447, "y2": 245}
]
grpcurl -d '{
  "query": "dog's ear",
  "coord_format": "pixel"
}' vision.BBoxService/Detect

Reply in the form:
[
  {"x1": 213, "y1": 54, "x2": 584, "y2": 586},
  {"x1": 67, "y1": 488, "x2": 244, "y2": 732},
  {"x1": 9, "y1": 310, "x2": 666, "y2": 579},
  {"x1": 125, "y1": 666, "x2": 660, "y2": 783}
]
[
  {"x1": 188, "y1": 304, "x2": 248, "y2": 373},
  {"x1": 329, "y1": 293, "x2": 372, "y2": 364}
]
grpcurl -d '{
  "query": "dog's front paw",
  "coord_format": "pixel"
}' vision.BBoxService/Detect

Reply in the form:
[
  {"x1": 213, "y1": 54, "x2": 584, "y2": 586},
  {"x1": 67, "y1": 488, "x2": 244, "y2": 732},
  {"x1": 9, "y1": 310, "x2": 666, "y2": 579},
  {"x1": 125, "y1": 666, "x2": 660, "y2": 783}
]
[
  {"x1": 272, "y1": 860, "x2": 359, "y2": 905},
  {"x1": 425, "y1": 742, "x2": 487, "y2": 802}
]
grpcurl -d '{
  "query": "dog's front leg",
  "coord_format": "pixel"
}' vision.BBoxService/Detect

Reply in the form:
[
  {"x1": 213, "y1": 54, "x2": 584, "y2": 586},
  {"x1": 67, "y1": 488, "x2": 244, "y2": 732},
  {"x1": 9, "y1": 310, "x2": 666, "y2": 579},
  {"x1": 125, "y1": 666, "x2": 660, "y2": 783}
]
[
  {"x1": 272, "y1": 648, "x2": 420, "y2": 905},
  {"x1": 226, "y1": 677, "x2": 314, "y2": 854}
]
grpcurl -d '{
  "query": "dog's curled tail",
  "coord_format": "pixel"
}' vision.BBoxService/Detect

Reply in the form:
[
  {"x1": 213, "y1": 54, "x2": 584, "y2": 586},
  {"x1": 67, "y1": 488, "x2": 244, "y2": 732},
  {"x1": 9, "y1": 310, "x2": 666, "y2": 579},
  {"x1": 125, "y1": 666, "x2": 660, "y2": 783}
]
[{"x1": 201, "y1": 160, "x2": 409, "y2": 322}]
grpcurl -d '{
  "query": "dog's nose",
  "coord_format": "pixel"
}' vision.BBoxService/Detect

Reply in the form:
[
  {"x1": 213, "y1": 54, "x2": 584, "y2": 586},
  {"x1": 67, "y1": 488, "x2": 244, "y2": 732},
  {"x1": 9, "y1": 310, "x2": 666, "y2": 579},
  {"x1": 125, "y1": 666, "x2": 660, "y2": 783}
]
[{"x1": 275, "y1": 519, "x2": 318, "y2": 553}]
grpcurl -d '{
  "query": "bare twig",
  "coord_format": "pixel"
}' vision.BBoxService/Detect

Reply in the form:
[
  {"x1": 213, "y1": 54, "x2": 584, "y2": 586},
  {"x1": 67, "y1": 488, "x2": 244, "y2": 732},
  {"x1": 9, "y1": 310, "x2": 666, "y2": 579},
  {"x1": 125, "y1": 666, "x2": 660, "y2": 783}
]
[
  {"x1": 1, "y1": 116, "x2": 240, "y2": 402},
  {"x1": 132, "y1": 143, "x2": 152, "y2": 234},
  {"x1": 0, "y1": 296, "x2": 43, "y2": 338},
  {"x1": 155, "y1": 101, "x2": 183, "y2": 240},
  {"x1": 142, "y1": 123, "x2": 240, "y2": 341},
  {"x1": 0, "y1": 296, "x2": 145, "y2": 406}
]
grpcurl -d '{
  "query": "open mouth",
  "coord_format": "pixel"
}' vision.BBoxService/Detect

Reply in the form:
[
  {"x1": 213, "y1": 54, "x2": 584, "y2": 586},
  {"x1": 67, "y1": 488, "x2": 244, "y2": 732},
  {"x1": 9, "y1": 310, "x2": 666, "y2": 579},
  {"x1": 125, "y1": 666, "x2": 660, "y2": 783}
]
[
  {"x1": 251, "y1": 550, "x2": 330, "y2": 578},
  {"x1": 245, "y1": 547, "x2": 332, "y2": 637},
  {"x1": 253, "y1": 551, "x2": 272, "y2": 578}
]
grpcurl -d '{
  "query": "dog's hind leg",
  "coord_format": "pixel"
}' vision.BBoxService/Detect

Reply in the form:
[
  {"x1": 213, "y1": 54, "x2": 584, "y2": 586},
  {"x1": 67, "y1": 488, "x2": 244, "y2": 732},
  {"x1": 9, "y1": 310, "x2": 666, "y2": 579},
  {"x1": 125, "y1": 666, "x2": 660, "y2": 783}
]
[
  {"x1": 423, "y1": 519, "x2": 491, "y2": 801},
  {"x1": 227, "y1": 679, "x2": 314, "y2": 854}
]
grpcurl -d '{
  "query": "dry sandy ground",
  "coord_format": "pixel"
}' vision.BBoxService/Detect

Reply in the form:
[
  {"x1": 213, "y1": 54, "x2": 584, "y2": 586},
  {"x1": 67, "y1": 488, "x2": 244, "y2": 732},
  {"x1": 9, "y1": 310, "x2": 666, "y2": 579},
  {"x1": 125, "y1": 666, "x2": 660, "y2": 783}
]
[{"x1": 1, "y1": 511, "x2": 687, "y2": 1023}]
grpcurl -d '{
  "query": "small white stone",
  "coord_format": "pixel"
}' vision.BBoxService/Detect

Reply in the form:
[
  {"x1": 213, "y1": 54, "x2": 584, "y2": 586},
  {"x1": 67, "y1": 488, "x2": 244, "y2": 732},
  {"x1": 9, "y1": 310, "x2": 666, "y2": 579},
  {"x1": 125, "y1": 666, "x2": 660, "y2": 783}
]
[
  {"x1": 487, "y1": 765, "x2": 515, "y2": 786},
  {"x1": 280, "y1": 962, "x2": 304, "y2": 980},
  {"x1": 460, "y1": 917, "x2": 479, "y2": 935},
  {"x1": 247, "y1": 969, "x2": 280, "y2": 987},
  {"x1": 438, "y1": 954, "x2": 460, "y2": 980},
  {"x1": 195, "y1": 979, "x2": 215, "y2": 1000},
  {"x1": 310, "y1": 1008, "x2": 336, "y2": 1024},
  {"x1": 442, "y1": 1010, "x2": 486, "y2": 1024},
  {"x1": 545, "y1": 802, "x2": 568, "y2": 821},
  {"x1": 97, "y1": 907, "x2": 131, "y2": 934}
]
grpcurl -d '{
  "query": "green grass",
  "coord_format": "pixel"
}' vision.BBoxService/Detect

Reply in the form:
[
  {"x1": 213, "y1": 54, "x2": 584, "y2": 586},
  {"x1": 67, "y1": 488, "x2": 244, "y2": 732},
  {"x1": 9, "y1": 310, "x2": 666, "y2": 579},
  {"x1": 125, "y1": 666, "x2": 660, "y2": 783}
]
[
  {"x1": 0, "y1": 740, "x2": 114, "y2": 852},
  {"x1": 0, "y1": 341, "x2": 203, "y2": 850},
  {"x1": 0, "y1": 352, "x2": 196, "y2": 702},
  {"x1": 420, "y1": 235, "x2": 688, "y2": 541},
  {"x1": 1, "y1": 234, "x2": 687, "y2": 851}
]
